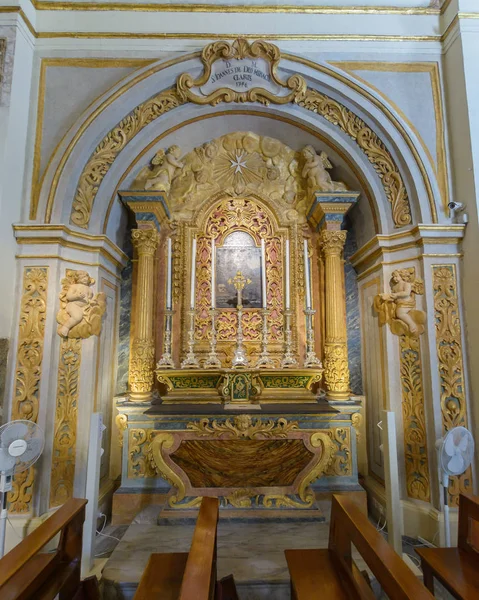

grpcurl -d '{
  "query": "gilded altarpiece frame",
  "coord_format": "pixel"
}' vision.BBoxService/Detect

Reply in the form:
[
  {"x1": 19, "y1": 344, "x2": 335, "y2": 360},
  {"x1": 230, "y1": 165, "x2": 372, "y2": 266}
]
[{"x1": 175, "y1": 196, "x2": 310, "y2": 366}]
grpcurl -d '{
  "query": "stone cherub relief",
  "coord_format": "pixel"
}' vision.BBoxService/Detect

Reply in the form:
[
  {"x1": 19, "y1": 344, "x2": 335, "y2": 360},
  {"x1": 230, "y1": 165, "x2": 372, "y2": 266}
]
[
  {"x1": 57, "y1": 270, "x2": 106, "y2": 339},
  {"x1": 374, "y1": 268, "x2": 426, "y2": 337},
  {"x1": 301, "y1": 145, "x2": 348, "y2": 194},
  {"x1": 132, "y1": 133, "x2": 348, "y2": 224},
  {"x1": 135, "y1": 145, "x2": 184, "y2": 195}
]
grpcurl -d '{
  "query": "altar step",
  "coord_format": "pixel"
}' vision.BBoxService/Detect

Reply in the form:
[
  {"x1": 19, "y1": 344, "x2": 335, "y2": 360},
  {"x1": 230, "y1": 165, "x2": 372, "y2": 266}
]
[{"x1": 102, "y1": 499, "x2": 340, "y2": 600}]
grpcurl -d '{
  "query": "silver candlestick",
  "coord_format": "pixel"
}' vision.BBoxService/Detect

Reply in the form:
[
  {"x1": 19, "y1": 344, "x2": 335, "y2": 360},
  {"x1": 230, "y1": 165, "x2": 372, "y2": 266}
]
[
  {"x1": 204, "y1": 308, "x2": 222, "y2": 369},
  {"x1": 229, "y1": 271, "x2": 250, "y2": 369},
  {"x1": 181, "y1": 309, "x2": 200, "y2": 368},
  {"x1": 304, "y1": 308, "x2": 322, "y2": 368},
  {"x1": 256, "y1": 308, "x2": 275, "y2": 368},
  {"x1": 157, "y1": 309, "x2": 175, "y2": 368},
  {"x1": 281, "y1": 309, "x2": 298, "y2": 368}
]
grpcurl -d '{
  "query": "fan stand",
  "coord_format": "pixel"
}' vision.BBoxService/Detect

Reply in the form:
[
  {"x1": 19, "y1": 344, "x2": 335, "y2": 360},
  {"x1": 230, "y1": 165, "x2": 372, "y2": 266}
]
[
  {"x1": 441, "y1": 472, "x2": 451, "y2": 547},
  {"x1": 0, "y1": 470, "x2": 12, "y2": 559}
]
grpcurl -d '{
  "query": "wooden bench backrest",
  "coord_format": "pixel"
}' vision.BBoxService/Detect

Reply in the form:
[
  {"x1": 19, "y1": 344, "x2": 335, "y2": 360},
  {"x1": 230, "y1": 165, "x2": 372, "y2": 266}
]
[
  {"x1": 329, "y1": 494, "x2": 434, "y2": 600},
  {"x1": 0, "y1": 498, "x2": 87, "y2": 600},
  {"x1": 179, "y1": 497, "x2": 219, "y2": 600},
  {"x1": 458, "y1": 493, "x2": 479, "y2": 553}
]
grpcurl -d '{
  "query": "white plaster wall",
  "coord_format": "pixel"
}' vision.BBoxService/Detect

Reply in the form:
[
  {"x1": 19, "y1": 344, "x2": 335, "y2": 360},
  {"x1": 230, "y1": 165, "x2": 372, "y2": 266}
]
[
  {"x1": 443, "y1": 22, "x2": 479, "y2": 485},
  {"x1": 0, "y1": 17, "x2": 34, "y2": 339}
]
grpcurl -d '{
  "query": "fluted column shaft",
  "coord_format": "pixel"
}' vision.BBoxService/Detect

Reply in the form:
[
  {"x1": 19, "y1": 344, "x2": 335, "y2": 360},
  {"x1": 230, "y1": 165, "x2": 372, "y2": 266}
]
[
  {"x1": 320, "y1": 229, "x2": 350, "y2": 400},
  {"x1": 129, "y1": 228, "x2": 159, "y2": 401}
]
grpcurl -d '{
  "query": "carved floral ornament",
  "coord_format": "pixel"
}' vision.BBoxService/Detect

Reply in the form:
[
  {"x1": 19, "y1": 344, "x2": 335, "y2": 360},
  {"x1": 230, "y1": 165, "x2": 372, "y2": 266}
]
[{"x1": 70, "y1": 38, "x2": 412, "y2": 231}]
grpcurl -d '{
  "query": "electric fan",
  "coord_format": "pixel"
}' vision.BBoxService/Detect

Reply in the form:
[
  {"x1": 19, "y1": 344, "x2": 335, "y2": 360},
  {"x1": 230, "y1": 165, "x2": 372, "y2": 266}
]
[
  {"x1": 0, "y1": 420, "x2": 45, "y2": 558},
  {"x1": 436, "y1": 426, "x2": 475, "y2": 547}
]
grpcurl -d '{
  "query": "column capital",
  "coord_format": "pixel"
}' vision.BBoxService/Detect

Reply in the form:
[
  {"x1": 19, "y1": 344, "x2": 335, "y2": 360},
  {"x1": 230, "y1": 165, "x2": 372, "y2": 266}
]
[
  {"x1": 132, "y1": 228, "x2": 159, "y2": 256},
  {"x1": 307, "y1": 191, "x2": 359, "y2": 232},
  {"x1": 119, "y1": 190, "x2": 171, "y2": 232},
  {"x1": 319, "y1": 229, "x2": 347, "y2": 256}
]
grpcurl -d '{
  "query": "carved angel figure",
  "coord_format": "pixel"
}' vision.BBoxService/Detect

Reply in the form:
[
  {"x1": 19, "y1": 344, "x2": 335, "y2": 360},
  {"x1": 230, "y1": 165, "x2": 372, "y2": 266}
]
[
  {"x1": 142, "y1": 145, "x2": 184, "y2": 194},
  {"x1": 57, "y1": 270, "x2": 106, "y2": 339},
  {"x1": 374, "y1": 268, "x2": 426, "y2": 336},
  {"x1": 301, "y1": 145, "x2": 347, "y2": 193}
]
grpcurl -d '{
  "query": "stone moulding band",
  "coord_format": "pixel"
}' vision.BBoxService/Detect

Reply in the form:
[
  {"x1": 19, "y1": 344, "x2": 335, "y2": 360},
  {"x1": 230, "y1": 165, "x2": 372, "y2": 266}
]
[{"x1": 68, "y1": 39, "x2": 412, "y2": 231}]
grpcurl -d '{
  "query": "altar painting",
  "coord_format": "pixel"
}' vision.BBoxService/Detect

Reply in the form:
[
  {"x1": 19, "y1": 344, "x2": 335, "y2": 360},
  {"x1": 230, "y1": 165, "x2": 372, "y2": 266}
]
[{"x1": 215, "y1": 231, "x2": 263, "y2": 309}]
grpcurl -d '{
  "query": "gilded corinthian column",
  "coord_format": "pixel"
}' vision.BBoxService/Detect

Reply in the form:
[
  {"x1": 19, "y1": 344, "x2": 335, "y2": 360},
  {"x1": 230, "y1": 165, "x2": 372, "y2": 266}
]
[
  {"x1": 130, "y1": 228, "x2": 159, "y2": 401},
  {"x1": 320, "y1": 230, "x2": 350, "y2": 399},
  {"x1": 307, "y1": 191, "x2": 359, "y2": 401}
]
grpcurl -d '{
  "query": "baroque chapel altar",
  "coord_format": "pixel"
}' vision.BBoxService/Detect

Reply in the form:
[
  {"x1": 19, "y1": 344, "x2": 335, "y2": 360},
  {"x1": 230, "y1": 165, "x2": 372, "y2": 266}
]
[{"x1": 113, "y1": 45, "x2": 363, "y2": 519}]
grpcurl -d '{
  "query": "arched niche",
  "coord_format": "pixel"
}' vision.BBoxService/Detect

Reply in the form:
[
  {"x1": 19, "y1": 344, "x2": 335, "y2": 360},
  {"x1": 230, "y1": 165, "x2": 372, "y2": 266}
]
[{"x1": 33, "y1": 46, "x2": 444, "y2": 252}]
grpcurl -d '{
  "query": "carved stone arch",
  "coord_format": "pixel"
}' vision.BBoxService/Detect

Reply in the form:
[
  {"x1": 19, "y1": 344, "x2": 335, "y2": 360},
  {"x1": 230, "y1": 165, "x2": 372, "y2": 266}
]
[{"x1": 35, "y1": 42, "x2": 442, "y2": 236}]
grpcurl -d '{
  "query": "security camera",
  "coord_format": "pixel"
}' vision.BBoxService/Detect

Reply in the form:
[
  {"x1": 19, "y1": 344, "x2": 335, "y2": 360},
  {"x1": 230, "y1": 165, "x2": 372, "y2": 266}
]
[{"x1": 448, "y1": 201, "x2": 464, "y2": 212}]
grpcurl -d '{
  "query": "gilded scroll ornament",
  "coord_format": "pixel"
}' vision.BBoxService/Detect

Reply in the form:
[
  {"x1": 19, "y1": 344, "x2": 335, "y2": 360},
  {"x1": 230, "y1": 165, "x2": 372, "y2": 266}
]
[
  {"x1": 433, "y1": 265, "x2": 471, "y2": 505},
  {"x1": 9, "y1": 268, "x2": 48, "y2": 513},
  {"x1": 187, "y1": 415, "x2": 299, "y2": 439},
  {"x1": 71, "y1": 88, "x2": 183, "y2": 229},
  {"x1": 115, "y1": 413, "x2": 128, "y2": 447},
  {"x1": 148, "y1": 432, "x2": 189, "y2": 506},
  {"x1": 72, "y1": 38, "x2": 410, "y2": 231},
  {"x1": 374, "y1": 268, "x2": 426, "y2": 337},
  {"x1": 176, "y1": 38, "x2": 307, "y2": 107},
  {"x1": 297, "y1": 432, "x2": 336, "y2": 505},
  {"x1": 351, "y1": 413, "x2": 363, "y2": 443},
  {"x1": 57, "y1": 270, "x2": 106, "y2": 339},
  {"x1": 325, "y1": 428, "x2": 352, "y2": 477},
  {"x1": 296, "y1": 88, "x2": 411, "y2": 227},
  {"x1": 129, "y1": 428, "x2": 157, "y2": 479},
  {"x1": 50, "y1": 337, "x2": 82, "y2": 507}
]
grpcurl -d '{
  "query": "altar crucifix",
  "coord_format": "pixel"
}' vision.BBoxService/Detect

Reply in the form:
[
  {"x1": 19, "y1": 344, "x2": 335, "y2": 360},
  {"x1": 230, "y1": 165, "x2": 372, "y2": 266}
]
[{"x1": 228, "y1": 270, "x2": 251, "y2": 368}]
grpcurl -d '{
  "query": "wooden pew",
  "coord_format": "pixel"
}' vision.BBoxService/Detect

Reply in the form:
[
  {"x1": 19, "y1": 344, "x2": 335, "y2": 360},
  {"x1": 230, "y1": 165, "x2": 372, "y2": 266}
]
[
  {"x1": 0, "y1": 497, "x2": 97, "y2": 600},
  {"x1": 134, "y1": 497, "x2": 238, "y2": 600},
  {"x1": 416, "y1": 493, "x2": 479, "y2": 599},
  {"x1": 285, "y1": 493, "x2": 434, "y2": 600}
]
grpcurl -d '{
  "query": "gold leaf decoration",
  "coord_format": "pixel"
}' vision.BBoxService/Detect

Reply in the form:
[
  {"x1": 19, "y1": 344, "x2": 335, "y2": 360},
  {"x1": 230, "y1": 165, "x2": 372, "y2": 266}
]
[
  {"x1": 324, "y1": 427, "x2": 352, "y2": 477},
  {"x1": 50, "y1": 337, "x2": 82, "y2": 507},
  {"x1": 187, "y1": 415, "x2": 299, "y2": 439},
  {"x1": 399, "y1": 333, "x2": 430, "y2": 501},
  {"x1": 195, "y1": 197, "x2": 283, "y2": 360},
  {"x1": 296, "y1": 88, "x2": 411, "y2": 227},
  {"x1": 70, "y1": 88, "x2": 184, "y2": 229},
  {"x1": 176, "y1": 38, "x2": 307, "y2": 107},
  {"x1": 9, "y1": 267, "x2": 48, "y2": 514},
  {"x1": 70, "y1": 42, "x2": 411, "y2": 230},
  {"x1": 433, "y1": 264, "x2": 472, "y2": 505}
]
